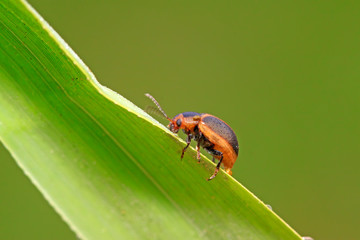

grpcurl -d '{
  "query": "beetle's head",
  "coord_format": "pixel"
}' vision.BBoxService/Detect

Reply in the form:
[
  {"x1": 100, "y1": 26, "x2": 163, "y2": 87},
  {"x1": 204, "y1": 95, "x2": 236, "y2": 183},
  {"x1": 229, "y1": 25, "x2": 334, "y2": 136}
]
[{"x1": 168, "y1": 114, "x2": 182, "y2": 133}]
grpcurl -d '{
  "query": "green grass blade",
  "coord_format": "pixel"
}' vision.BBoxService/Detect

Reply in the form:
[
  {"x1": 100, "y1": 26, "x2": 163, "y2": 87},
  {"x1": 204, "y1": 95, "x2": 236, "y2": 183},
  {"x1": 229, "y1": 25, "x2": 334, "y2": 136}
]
[{"x1": 0, "y1": 1, "x2": 302, "y2": 239}]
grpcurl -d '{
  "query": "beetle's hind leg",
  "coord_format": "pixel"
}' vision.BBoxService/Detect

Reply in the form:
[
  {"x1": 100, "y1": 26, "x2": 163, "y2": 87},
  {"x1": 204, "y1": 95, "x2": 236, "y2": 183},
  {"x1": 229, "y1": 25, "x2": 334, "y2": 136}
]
[{"x1": 206, "y1": 149, "x2": 223, "y2": 181}]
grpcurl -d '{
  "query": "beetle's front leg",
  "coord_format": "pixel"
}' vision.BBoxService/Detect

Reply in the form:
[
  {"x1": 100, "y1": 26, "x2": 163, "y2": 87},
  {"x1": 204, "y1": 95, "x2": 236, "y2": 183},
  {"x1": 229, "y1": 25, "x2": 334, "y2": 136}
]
[{"x1": 181, "y1": 134, "x2": 192, "y2": 159}]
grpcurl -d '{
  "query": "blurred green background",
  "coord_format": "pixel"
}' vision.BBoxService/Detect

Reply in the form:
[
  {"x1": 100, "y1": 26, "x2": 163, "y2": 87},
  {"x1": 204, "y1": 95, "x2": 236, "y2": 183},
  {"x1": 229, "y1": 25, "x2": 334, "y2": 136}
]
[{"x1": 1, "y1": 0, "x2": 359, "y2": 239}]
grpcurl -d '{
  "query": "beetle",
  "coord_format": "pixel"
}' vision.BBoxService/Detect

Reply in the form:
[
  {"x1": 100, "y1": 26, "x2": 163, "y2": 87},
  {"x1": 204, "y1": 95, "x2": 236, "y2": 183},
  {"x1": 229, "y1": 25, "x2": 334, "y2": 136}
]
[{"x1": 145, "y1": 93, "x2": 239, "y2": 180}]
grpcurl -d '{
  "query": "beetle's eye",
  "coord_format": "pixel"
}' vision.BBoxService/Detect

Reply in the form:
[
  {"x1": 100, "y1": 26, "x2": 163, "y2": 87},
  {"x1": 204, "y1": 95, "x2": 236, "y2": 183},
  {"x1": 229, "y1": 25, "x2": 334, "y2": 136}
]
[{"x1": 176, "y1": 119, "x2": 182, "y2": 127}]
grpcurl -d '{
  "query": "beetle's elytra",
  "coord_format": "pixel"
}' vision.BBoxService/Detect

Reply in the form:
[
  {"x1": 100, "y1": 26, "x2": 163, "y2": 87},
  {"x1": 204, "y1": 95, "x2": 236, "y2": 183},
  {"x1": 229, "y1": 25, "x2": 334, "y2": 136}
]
[{"x1": 145, "y1": 94, "x2": 239, "y2": 180}]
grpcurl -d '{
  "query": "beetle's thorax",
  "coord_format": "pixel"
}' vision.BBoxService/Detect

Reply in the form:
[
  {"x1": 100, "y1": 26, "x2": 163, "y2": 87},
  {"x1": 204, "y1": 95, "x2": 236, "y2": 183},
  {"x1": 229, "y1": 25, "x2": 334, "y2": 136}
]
[
  {"x1": 168, "y1": 112, "x2": 201, "y2": 134},
  {"x1": 181, "y1": 116, "x2": 200, "y2": 133}
]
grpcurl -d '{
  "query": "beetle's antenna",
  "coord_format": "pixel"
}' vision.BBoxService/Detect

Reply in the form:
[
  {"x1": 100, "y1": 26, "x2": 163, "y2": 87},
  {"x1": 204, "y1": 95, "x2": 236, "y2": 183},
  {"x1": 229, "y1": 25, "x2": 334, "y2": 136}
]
[
  {"x1": 145, "y1": 93, "x2": 172, "y2": 121},
  {"x1": 144, "y1": 106, "x2": 168, "y2": 119}
]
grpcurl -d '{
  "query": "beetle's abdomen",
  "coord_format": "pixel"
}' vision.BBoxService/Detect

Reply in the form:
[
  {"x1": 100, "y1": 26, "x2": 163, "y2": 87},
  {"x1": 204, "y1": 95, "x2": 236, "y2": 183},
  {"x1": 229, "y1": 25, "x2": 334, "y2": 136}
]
[{"x1": 200, "y1": 114, "x2": 239, "y2": 155}]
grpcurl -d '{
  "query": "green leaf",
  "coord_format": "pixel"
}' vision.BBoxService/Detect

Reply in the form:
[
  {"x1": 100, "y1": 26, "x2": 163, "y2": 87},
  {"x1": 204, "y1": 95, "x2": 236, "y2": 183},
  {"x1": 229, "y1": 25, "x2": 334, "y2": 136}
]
[{"x1": 0, "y1": 1, "x2": 302, "y2": 239}]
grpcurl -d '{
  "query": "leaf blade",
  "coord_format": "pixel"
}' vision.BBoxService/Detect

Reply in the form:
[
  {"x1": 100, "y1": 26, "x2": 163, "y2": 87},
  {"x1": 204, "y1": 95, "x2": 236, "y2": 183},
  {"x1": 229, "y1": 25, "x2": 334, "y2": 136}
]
[{"x1": 0, "y1": 1, "x2": 302, "y2": 239}]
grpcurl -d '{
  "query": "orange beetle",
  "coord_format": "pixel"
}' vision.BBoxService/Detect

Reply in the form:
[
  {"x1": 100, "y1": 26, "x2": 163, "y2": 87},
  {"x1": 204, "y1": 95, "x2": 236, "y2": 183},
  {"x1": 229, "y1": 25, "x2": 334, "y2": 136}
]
[{"x1": 146, "y1": 94, "x2": 239, "y2": 180}]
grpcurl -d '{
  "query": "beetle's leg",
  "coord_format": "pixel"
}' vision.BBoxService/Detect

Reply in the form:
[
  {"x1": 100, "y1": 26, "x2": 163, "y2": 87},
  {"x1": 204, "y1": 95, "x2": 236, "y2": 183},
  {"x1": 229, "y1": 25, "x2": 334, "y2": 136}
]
[
  {"x1": 205, "y1": 148, "x2": 220, "y2": 163},
  {"x1": 208, "y1": 154, "x2": 223, "y2": 181},
  {"x1": 206, "y1": 150, "x2": 223, "y2": 181},
  {"x1": 181, "y1": 134, "x2": 192, "y2": 159},
  {"x1": 196, "y1": 141, "x2": 201, "y2": 162}
]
